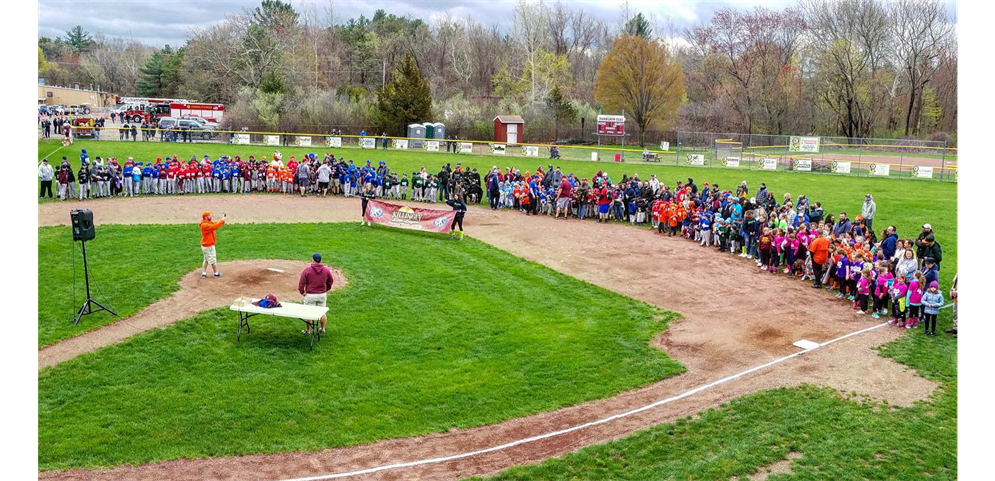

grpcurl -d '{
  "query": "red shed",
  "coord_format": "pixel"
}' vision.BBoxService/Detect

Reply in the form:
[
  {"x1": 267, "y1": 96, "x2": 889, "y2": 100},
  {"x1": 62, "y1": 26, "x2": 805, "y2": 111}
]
[{"x1": 493, "y1": 115, "x2": 524, "y2": 144}]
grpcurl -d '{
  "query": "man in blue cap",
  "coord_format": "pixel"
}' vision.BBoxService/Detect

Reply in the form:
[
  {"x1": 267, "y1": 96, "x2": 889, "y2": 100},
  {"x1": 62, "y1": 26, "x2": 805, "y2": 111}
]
[{"x1": 299, "y1": 253, "x2": 334, "y2": 335}]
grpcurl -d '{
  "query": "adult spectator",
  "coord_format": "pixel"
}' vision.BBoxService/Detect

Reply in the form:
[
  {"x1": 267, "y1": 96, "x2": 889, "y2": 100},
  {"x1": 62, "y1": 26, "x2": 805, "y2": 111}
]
[
  {"x1": 555, "y1": 175, "x2": 574, "y2": 219},
  {"x1": 915, "y1": 224, "x2": 936, "y2": 265},
  {"x1": 809, "y1": 202, "x2": 824, "y2": 224},
  {"x1": 486, "y1": 167, "x2": 500, "y2": 210},
  {"x1": 38, "y1": 158, "x2": 54, "y2": 198},
  {"x1": 296, "y1": 160, "x2": 311, "y2": 197},
  {"x1": 755, "y1": 182, "x2": 770, "y2": 208},
  {"x1": 919, "y1": 236, "x2": 943, "y2": 270},
  {"x1": 862, "y1": 194, "x2": 876, "y2": 233},
  {"x1": 110, "y1": 112, "x2": 116, "y2": 123},
  {"x1": 299, "y1": 253, "x2": 334, "y2": 336},
  {"x1": 880, "y1": 225, "x2": 899, "y2": 260},
  {"x1": 316, "y1": 161, "x2": 332, "y2": 197},
  {"x1": 809, "y1": 231, "x2": 831, "y2": 288},
  {"x1": 438, "y1": 166, "x2": 450, "y2": 200},
  {"x1": 687, "y1": 177, "x2": 698, "y2": 194},
  {"x1": 832, "y1": 212, "x2": 852, "y2": 238}
]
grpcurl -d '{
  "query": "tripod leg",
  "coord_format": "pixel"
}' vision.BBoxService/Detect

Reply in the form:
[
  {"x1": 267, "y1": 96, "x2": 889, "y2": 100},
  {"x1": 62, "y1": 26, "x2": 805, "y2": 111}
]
[{"x1": 73, "y1": 299, "x2": 90, "y2": 326}]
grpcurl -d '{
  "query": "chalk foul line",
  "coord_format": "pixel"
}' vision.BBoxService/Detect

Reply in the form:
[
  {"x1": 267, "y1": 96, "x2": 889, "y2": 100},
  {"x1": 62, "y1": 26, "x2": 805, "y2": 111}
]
[{"x1": 274, "y1": 321, "x2": 891, "y2": 481}]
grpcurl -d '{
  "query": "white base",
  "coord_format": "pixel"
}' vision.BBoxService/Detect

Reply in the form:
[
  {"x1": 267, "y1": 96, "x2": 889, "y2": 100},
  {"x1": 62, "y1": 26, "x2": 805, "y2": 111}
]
[{"x1": 793, "y1": 339, "x2": 820, "y2": 350}]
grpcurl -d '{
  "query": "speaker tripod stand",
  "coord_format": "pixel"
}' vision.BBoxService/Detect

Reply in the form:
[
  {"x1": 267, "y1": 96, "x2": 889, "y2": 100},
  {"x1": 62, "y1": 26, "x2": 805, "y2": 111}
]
[{"x1": 74, "y1": 238, "x2": 117, "y2": 326}]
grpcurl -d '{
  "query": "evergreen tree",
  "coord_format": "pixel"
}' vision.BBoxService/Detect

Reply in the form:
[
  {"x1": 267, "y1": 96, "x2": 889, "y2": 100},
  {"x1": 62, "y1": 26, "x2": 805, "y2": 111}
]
[
  {"x1": 65, "y1": 25, "x2": 94, "y2": 53},
  {"x1": 375, "y1": 53, "x2": 432, "y2": 135},
  {"x1": 137, "y1": 46, "x2": 184, "y2": 97},
  {"x1": 624, "y1": 13, "x2": 652, "y2": 38}
]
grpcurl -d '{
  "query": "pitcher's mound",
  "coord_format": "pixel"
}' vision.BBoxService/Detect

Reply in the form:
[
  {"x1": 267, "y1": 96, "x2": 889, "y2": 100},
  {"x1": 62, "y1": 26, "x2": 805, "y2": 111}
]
[{"x1": 39, "y1": 259, "x2": 348, "y2": 369}]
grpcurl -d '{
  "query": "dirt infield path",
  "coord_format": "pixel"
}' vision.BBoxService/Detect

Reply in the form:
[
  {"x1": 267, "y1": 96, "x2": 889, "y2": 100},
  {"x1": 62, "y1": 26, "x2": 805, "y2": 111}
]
[
  {"x1": 38, "y1": 196, "x2": 937, "y2": 481},
  {"x1": 39, "y1": 260, "x2": 347, "y2": 370}
]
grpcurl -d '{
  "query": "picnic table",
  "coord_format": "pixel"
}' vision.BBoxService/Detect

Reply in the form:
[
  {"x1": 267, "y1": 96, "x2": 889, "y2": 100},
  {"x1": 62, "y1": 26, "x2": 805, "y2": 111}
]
[{"x1": 229, "y1": 297, "x2": 329, "y2": 350}]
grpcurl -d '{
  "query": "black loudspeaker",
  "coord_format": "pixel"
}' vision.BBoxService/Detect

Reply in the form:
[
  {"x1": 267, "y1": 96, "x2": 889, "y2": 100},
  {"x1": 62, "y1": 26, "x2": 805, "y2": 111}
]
[{"x1": 70, "y1": 209, "x2": 95, "y2": 242}]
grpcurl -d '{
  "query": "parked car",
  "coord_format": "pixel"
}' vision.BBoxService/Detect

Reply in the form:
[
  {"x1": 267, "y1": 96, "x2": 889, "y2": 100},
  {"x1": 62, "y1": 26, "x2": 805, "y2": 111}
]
[
  {"x1": 157, "y1": 117, "x2": 178, "y2": 130},
  {"x1": 180, "y1": 116, "x2": 219, "y2": 128},
  {"x1": 69, "y1": 105, "x2": 91, "y2": 115},
  {"x1": 178, "y1": 119, "x2": 216, "y2": 139},
  {"x1": 51, "y1": 105, "x2": 67, "y2": 115},
  {"x1": 38, "y1": 105, "x2": 50, "y2": 115}
]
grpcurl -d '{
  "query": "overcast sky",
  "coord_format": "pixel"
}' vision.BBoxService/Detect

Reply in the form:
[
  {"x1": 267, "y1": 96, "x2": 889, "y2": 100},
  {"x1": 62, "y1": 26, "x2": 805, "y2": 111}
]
[{"x1": 37, "y1": 0, "x2": 957, "y2": 48}]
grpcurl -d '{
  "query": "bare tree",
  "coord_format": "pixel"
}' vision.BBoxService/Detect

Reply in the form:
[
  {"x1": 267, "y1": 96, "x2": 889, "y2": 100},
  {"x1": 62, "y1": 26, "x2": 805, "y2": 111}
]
[
  {"x1": 547, "y1": 1, "x2": 571, "y2": 55},
  {"x1": 511, "y1": 0, "x2": 550, "y2": 105},
  {"x1": 890, "y1": 0, "x2": 954, "y2": 135}
]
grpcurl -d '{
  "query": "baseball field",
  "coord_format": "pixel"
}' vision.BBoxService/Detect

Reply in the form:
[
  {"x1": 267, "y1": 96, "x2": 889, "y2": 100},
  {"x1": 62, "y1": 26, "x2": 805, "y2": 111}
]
[{"x1": 37, "y1": 138, "x2": 957, "y2": 480}]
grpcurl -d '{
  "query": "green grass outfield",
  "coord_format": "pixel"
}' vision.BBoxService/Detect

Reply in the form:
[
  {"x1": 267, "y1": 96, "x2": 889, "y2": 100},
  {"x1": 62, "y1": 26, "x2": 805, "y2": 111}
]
[{"x1": 38, "y1": 223, "x2": 683, "y2": 470}]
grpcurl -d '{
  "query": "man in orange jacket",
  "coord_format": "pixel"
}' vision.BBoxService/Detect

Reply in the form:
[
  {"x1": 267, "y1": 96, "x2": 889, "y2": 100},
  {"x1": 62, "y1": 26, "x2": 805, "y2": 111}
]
[
  {"x1": 809, "y1": 231, "x2": 831, "y2": 288},
  {"x1": 200, "y1": 211, "x2": 226, "y2": 278}
]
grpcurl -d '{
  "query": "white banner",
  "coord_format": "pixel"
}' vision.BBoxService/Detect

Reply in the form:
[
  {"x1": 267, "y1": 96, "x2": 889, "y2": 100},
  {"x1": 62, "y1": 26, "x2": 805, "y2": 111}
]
[
  {"x1": 660, "y1": 141, "x2": 670, "y2": 151},
  {"x1": 723, "y1": 157, "x2": 740, "y2": 168},
  {"x1": 789, "y1": 136, "x2": 821, "y2": 153},
  {"x1": 793, "y1": 159, "x2": 812, "y2": 171},
  {"x1": 914, "y1": 165, "x2": 934, "y2": 178},
  {"x1": 523, "y1": 146, "x2": 539, "y2": 157},
  {"x1": 392, "y1": 139, "x2": 409, "y2": 149},
  {"x1": 459, "y1": 142, "x2": 473, "y2": 153},
  {"x1": 264, "y1": 135, "x2": 280, "y2": 146},
  {"x1": 686, "y1": 154, "x2": 705, "y2": 166},
  {"x1": 832, "y1": 161, "x2": 852, "y2": 174},
  {"x1": 296, "y1": 136, "x2": 312, "y2": 147},
  {"x1": 425, "y1": 140, "x2": 440, "y2": 152},
  {"x1": 361, "y1": 137, "x2": 375, "y2": 149},
  {"x1": 327, "y1": 136, "x2": 342, "y2": 148},
  {"x1": 760, "y1": 157, "x2": 778, "y2": 171},
  {"x1": 492, "y1": 144, "x2": 506, "y2": 155},
  {"x1": 869, "y1": 163, "x2": 890, "y2": 176},
  {"x1": 233, "y1": 133, "x2": 250, "y2": 145}
]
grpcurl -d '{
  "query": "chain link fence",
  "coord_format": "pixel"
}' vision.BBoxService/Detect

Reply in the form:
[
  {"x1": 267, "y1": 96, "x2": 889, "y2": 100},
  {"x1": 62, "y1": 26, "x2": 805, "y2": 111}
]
[{"x1": 67, "y1": 123, "x2": 957, "y2": 182}]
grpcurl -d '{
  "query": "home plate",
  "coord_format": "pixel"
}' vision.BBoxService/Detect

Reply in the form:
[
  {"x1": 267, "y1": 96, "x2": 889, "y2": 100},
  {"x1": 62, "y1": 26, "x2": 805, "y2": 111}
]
[
  {"x1": 793, "y1": 339, "x2": 820, "y2": 351},
  {"x1": 267, "y1": 268, "x2": 285, "y2": 273}
]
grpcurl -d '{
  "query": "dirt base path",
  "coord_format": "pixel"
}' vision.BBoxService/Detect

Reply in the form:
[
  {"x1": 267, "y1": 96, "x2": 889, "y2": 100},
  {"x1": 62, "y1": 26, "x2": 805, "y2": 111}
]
[
  {"x1": 39, "y1": 260, "x2": 347, "y2": 370},
  {"x1": 38, "y1": 196, "x2": 937, "y2": 481}
]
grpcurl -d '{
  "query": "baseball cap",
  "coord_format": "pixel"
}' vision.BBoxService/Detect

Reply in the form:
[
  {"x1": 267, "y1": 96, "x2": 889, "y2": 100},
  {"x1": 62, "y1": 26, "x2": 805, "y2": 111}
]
[
  {"x1": 922, "y1": 223, "x2": 932, "y2": 229},
  {"x1": 202, "y1": 211, "x2": 212, "y2": 219},
  {"x1": 865, "y1": 193, "x2": 872, "y2": 199},
  {"x1": 924, "y1": 257, "x2": 935, "y2": 264},
  {"x1": 42, "y1": 158, "x2": 48, "y2": 162},
  {"x1": 312, "y1": 253, "x2": 322, "y2": 262}
]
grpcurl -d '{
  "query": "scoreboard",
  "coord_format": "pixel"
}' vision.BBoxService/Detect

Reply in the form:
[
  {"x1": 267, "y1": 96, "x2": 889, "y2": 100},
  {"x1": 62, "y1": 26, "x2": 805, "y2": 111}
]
[{"x1": 596, "y1": 114, "x2": 626, "y2": 136}]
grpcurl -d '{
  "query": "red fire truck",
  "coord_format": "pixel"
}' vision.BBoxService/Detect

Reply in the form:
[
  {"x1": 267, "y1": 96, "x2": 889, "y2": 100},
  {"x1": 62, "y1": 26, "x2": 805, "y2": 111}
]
[{"x1": 118, "y1": 101, "x2": 225, "y2": 124}]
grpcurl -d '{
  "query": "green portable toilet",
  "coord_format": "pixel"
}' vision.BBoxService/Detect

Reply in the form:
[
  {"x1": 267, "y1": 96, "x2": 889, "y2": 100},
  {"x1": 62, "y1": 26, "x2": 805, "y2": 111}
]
[{"x1": 424, "y1": 123, "x2": 435, "y2": 139}]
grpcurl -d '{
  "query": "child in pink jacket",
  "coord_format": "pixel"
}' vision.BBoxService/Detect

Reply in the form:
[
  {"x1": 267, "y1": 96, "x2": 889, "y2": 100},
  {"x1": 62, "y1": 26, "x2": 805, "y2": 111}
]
[
  {"x1": 889, "y1": 275, "x2": 909, "y2": 327},
  {"x1": 872, "y1": 266, "x2": 893, "y2": 319},
  {"x1": 856, "y1": 265, "x2": 873, "y2": 314}
]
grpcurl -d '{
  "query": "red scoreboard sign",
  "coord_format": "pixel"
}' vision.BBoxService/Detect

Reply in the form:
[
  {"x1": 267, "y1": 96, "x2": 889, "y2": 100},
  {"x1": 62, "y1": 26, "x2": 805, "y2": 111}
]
[{"x1": 596, "y1": 114, "x2": 626, "y2": 136}]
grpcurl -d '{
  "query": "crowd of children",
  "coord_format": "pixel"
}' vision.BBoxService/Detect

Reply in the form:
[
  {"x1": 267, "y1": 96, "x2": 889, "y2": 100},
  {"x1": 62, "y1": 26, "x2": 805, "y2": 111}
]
[{"x1": 42, "y1": 150, "x2": 952, "y2": 337}]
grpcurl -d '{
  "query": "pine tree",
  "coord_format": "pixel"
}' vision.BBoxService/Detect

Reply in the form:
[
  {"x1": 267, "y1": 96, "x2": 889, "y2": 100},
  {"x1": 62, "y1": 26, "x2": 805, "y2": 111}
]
[
  {"x1": 376, "y1": 53, "x2": 432, "y2": 135},
  {"x1": 65, "y1": 25, "x2": 93, "y2": 53},
  {"x1": 137, "y1": 46, "x2": 184, "y2": 97},
  {"x1": 624, "y1": 13, "x2": 652, "y2": 38}
]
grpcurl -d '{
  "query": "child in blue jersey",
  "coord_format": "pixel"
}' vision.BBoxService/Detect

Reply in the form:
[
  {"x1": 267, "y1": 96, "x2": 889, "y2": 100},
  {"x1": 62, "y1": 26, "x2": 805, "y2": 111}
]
[{"x1": 699, "y1": 211, "x2": 712, "y2": 246}]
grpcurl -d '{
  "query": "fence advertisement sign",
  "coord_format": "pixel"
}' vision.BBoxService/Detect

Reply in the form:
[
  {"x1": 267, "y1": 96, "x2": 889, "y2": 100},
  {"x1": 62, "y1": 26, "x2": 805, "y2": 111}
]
[
  {"x1": 789, "y1": 136, "x2": 820, "y2": 153},
  {"x1": 723, "y1": 157, "x2": 740, "y2": 168},
  {"x1": 523, "y1": 146, "x2": 539, "y2": 157},
  {"x1": 914, "y1": 165, "x2": 934, "y2": 179},
  {"x1": 491, "y1": 144, "x2": 506, "y2": 155},
  {"x1": 233, "y1": 133, "x2": 250, "y2": 145},
  {"x1": 759, "y1": 158, "x2": 778, "y2": 171},
  {"x1": 264, "y1": 135, "x2": 280, "y2": 146},
  {"x1": 425, "y1": 140, "x2": 440, "y2": 152},
  {"x1": 459, "y1": 142, "x2": 473, "y2": 153},
  {"x1": 296, "y1": 136, "x2": 311, "y2": 147},
  {"x1": 361, "y1": 137, "x2": 375, "y2": 149},
  {"x1": 392, "y1": 139, "x2": 409, "y2": 149},
  {"x1": 327, "y1": 137, "x2": 342, "y2": 148},
  {"x1": 686, "y1": 154, "x2": 705, "y2": 166},
  {"x1": 869, "y1": 163, "x2": 890, "y2": 176},
  {"x1": 660, "y1": 141, "x2": 670, "y2": 151},
  {"x1": 831, "y1": 161, "x2": 851, "y2": 174}
]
